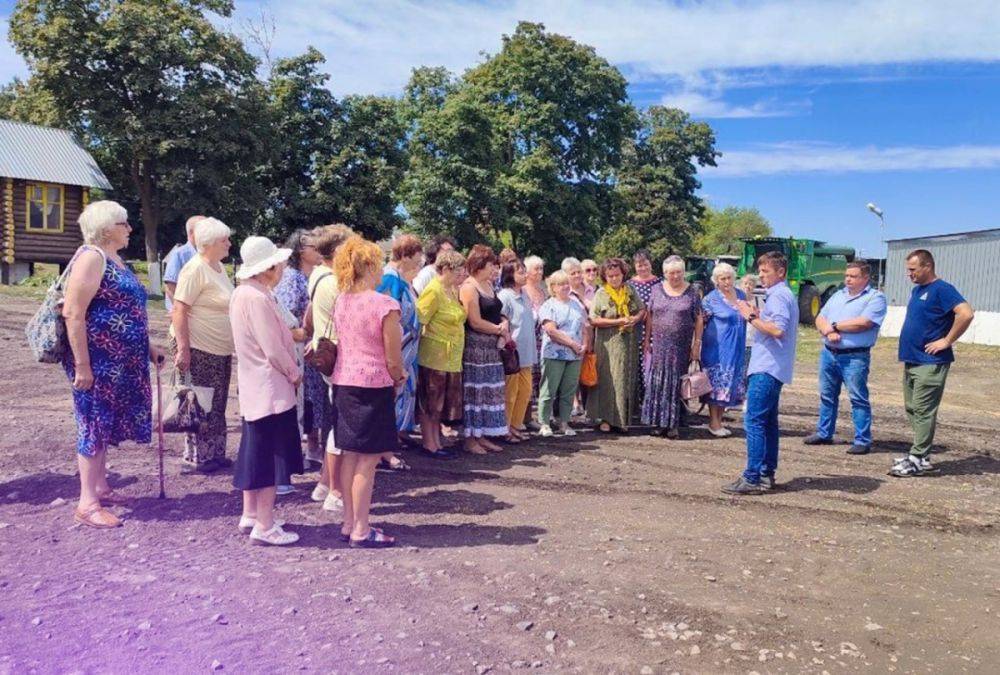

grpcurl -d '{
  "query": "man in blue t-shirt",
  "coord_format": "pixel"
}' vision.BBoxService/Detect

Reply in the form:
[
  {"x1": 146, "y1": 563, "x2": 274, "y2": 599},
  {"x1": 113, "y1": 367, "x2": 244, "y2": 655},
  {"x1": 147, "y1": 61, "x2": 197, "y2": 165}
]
[
  {"x1": 163, "y1": 215, "x2": 204, "y2": 313},
  {"x1": 890, "y1": 249, "x2": 974, "y2": 477}
]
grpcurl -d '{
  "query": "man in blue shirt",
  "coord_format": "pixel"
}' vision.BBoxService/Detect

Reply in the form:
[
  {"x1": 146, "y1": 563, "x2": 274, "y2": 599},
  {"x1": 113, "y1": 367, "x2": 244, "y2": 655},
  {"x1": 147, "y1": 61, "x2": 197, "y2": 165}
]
[
  {"x1": 163, "y1": 215, "x2": 204, "y2": 313},
  {"x1": 804, "y1": 261, "x2": 887, "y2": 454},
  {"x1": 890, "y1": 249, "x2": 974, "y2": 477},
  {"x1": 723, "y1": 250, "x2": 799, "y2": 495}
]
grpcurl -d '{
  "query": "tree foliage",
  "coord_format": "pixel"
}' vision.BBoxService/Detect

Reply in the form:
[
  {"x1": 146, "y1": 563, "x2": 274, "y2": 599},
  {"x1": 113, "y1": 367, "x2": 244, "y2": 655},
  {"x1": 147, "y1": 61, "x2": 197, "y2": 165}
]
[
  {"x1": 596, "y1": 107, "x2": 718, "y2": 261},
  {"x1": 693, "y1": 205, "x2": 772, "y2": 256},
  {"x1": 9, "y1": 0, "x2": 265, "y2": 260},
  {"x1": 4, "y1": 10, "x2": 726, "y2": 264}
]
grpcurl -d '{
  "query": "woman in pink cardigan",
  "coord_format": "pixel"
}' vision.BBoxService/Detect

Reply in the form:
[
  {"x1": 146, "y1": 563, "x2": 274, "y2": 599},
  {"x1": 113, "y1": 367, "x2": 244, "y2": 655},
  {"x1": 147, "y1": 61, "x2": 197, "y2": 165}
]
[{"x1": 229, "y1": 237, "x2": 302, "y2": 546}]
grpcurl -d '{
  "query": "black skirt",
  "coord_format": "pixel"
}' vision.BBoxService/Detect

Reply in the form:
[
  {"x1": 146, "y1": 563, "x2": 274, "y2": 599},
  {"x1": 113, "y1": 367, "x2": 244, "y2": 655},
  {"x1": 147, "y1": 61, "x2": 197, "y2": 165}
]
[
  {"x1": 332, "y1": 385, "x2": 399, "y2": 454},
  {"x1": 232, "y1": 407, "x2": 303, "y2": 491}
]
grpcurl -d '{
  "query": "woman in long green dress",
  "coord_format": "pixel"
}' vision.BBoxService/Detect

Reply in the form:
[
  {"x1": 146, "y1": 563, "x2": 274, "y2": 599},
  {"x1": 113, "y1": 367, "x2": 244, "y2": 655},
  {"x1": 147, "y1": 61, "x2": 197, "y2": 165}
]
[{"x1": 587, "y1": 258, "x2": 646, "y2": 432}]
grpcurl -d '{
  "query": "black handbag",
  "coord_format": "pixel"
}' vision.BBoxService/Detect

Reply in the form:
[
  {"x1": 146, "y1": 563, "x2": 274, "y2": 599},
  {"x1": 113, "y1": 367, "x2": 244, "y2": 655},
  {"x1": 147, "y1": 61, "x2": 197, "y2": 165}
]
[{"x1": 500, "y1": 339, "x2": 520, "y2": 375}]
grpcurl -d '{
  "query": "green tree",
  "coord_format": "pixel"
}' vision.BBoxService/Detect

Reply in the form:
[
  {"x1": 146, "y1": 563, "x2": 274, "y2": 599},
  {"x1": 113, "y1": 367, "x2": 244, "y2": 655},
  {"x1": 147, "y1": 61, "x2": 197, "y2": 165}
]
[
  {"x1": 0, "y1": 76, "x2": 69, "y2": 128},
  {"x1": 693, "y1": 205, "x2": 772, "y2": 256},
  {"x1": 313, "y1": 95, "x2": 409, "y2": 241},
  {"x1": 596, "y1": 106, "x2": 718, "y2": 262},
  {"x1": 9, "y1": 0, "x2": 266, "y2": 261},
  {"x1": 258, "y1": 47, "x2": 341, "y2": 239},
  {"x1": 402, "y1": 22, "x2": 636, "y2": 260}
]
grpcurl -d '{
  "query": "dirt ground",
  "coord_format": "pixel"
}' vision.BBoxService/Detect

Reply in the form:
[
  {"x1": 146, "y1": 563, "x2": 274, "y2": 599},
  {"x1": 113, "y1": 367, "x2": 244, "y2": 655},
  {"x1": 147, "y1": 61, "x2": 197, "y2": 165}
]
[{"x1": 1, "y1": 292, "x2": 998, "y2": 675}]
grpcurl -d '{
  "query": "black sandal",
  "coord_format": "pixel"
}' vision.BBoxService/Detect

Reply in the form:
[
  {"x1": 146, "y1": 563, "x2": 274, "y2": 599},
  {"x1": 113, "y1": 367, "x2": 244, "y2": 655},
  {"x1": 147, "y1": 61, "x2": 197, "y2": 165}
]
[{"x1": 350, "y1": 527, "x2": 396, "y2": 549}]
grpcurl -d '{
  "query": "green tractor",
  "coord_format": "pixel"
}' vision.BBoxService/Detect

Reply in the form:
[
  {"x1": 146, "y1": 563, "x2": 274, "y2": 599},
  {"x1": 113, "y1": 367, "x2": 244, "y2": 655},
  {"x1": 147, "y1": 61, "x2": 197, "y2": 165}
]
[
  {"x1": 685, "y1": 254, "x2": 741, "y2": 298},
  {"x1": 737, "y1": 237, "x2": 855, "y2": 325}
]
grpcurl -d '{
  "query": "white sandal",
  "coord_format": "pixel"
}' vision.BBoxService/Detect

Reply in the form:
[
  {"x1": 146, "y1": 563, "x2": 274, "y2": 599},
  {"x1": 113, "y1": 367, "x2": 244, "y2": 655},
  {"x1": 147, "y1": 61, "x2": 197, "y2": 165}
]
[
  {"x1": 238, "y1": 516, "x2": 284, "y2": 534},
  {"x1": 250, "y1": 523, "x2": 299, "y2": 546}
]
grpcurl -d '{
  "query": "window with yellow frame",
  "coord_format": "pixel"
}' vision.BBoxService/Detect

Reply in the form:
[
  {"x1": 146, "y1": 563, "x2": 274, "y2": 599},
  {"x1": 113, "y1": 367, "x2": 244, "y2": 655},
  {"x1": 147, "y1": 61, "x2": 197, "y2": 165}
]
[{"x1": 26, "y1": 183, "x2": 65, "y2": 233}]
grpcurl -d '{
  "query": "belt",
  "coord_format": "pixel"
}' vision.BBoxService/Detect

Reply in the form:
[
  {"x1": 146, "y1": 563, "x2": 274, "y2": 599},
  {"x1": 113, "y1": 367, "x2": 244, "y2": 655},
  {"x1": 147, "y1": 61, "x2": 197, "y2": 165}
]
[{"x1": 825, "y1": 345, "x2": 871, "y2": 355}]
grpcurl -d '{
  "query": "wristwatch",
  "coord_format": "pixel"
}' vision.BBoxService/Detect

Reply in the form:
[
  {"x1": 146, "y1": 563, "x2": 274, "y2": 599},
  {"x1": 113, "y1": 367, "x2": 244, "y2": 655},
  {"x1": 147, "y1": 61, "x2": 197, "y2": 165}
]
[
  {"x1": 747, "y1": 312, "x2": 758, "y2": 322},
  {"x1": 831, "y1": 321, "x2": 839, "y2": 333}
]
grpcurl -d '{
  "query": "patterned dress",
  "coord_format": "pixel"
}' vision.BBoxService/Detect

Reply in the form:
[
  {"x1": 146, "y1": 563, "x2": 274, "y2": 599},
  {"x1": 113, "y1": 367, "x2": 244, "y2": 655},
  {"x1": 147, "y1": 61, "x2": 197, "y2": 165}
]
[
  {"x1": 274, "y1": 265, "x2": 330, "y2": 441},
  {"x1": 628, "y1": 276, "x2": 660, "y2": 420},
  {"x1": 378, "y1": 267, "x2": 420, "y2": 432},
  {"x1": 641, "y1": 284, "x2": 699, "y2": 431},
  {"x1": 701, "y1": 289, "x2": 748, "y2": 406},
  {"x1": 62, "y1": 249, "x2": 151, "y2": 456}
]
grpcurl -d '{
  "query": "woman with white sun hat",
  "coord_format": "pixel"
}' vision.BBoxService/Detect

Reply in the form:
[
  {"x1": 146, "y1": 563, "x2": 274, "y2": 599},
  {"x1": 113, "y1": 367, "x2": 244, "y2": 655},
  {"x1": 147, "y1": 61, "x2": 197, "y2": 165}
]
[{"x1": 229, "y1": 236, "x2": 303, "y2": 546}]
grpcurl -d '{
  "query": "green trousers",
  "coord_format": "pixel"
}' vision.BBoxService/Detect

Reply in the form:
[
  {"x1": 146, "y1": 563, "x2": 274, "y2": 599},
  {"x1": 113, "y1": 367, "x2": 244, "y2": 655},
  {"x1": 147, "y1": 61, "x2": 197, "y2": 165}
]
[
  {"x1": 902, "y1": 363, "x2": 950, "y2": 458},
  {"x1": 539, "y1": 358, "x2": 582, "y2": 426}
]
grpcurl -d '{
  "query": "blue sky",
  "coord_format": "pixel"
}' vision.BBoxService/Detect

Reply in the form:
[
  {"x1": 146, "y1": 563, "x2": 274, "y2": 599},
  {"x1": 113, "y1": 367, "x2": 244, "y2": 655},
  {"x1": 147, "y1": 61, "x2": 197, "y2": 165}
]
[{"x1": 3, "y1": 0, "x2": 999, "y2": 257}]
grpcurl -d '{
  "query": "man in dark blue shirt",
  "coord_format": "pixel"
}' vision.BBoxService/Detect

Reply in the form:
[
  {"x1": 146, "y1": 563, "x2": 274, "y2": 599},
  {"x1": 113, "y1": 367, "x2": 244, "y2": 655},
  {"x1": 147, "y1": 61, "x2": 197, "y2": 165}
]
[{"x1": 890, "y1": 249, "x2": 974, "y2": 477}]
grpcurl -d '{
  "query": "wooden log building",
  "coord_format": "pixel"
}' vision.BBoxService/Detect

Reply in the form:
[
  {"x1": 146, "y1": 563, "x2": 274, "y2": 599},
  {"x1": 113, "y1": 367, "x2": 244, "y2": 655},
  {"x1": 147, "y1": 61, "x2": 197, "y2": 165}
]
[{"x1": 0, "y1": 119, "x2": 113, "y2": 284}]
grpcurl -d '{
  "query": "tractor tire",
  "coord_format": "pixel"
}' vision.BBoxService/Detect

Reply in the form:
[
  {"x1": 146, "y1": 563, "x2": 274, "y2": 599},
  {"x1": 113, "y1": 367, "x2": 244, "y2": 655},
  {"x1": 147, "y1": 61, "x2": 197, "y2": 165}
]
[
  {"x1": 798, "y1": 284, "x2": 820, "y2": 325},
  {"x1": 691, "y1": 281, "x2": 706, "y2": 299}
]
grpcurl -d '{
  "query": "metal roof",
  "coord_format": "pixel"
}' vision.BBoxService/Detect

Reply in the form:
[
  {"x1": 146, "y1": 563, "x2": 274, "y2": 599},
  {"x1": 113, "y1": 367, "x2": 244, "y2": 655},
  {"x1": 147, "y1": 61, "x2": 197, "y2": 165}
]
[
  {"x1": 0, "y1": 119, "x2": 112, "y2": 190},
  {"x1": 885, "y1": 226, "x2": 1000, "y2": 243}
]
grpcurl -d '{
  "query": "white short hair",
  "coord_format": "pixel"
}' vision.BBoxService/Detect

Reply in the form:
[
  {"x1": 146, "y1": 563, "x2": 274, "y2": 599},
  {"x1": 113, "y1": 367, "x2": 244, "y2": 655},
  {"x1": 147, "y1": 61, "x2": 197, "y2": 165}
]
[
  {"x1": 78, "y1": 200, "x2": 127, "y2": 245},
  {"x1": 194, "y1": 218, "x2": 231, "y2": 252},
  {"x1": 524, "y1": 255, "x2": 544, "y2": 271},
  {"x1": 186, "y1": 215, "x2": 205, "y2": 238},
  {"x1": 711, "y1": 262, "x2": 737, "y2": 284},
  {"x1": 581, "y1": 258, "x2": 597, "y2": 269},
  {"x1": 561, "y1": 257, "x2": 581, "y2": 273},
  {"x1": 662, "y1": 255, "x2": 686, "y2": 273}
]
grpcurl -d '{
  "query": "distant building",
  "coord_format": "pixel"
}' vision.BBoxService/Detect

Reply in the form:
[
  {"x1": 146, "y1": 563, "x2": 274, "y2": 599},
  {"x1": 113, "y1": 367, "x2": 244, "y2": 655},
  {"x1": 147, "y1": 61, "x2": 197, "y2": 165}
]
[
  {"x1": 0, "y1": 119, "x2": 113, "y2": 284},
  {"x1": 880, "y1": 227, "x2": 1000, "y2": 346}
]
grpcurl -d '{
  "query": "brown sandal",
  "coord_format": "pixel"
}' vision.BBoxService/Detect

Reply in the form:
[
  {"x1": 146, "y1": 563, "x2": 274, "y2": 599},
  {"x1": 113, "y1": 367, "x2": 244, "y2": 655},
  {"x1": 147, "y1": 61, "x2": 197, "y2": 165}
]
[
  {"x1": 98, "y1": 490, "x2": 130, "y2": 506},
  {"x1": 74, "y1": 505, "x2": 122, "y2": 529}
]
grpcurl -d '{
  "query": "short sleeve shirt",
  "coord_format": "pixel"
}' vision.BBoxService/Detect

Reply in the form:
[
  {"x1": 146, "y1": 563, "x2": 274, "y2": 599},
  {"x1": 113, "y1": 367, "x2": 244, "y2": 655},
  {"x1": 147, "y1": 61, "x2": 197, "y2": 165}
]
[
  {"x1": 331, "y1": 291, "x2": 401, "y2": 388},
  {"x1": 747, "y1": 282, "x2": 799, "y2": 384},
  {"x1": 538, "y1": 297, "x2": 587, "y2": 361},
  {"x1": 308, "y1": 266, "x2": 339, "y2": 347},
  {"x1": 818, "y1": 286, "x2": 887, "y2": 349},
  {"x1": 498, "y1": 288, "x2": 537, "y2": 367},
  {"x1": 898, "y1": 279, "x2": 966, "y2": 365},
  {"x1": 163, "y1": 242, "x2": 196, "y2": 311},
  {"x1": 171, "y1": 256, "x2": 234, "y2": 356}
]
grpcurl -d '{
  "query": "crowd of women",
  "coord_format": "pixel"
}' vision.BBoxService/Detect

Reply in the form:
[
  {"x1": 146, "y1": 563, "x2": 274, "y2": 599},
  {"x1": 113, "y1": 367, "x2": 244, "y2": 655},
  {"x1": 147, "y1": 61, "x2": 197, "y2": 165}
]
[{"x1": 58, "y1": 200, "x2": 760, "y2": 548}]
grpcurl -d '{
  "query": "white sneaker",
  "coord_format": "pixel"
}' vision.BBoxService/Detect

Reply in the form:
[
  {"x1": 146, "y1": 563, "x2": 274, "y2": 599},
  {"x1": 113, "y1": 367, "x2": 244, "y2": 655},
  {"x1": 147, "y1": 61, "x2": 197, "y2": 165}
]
[
  {"x1": 562, "y1": 426, "x2": 577, "y2": 437},
  {"x1": 539, "y1": 425, "x2": 554, "y2": 437},
  {"x1": 708, "y1": 426, "x2": 732, "y2": 438},
  {"x1": 311, "y1": 483, "x2": 330, "y2": 502},
  {"x1": 322, "y1": 493, "x2": 344, "y2": 512},
  {"x1": 250, "y1": 523, "x2": 299, "y2": 546},
  {"x1": 238, "y1": 516, "x2": 285, "y2": 534},
  {"x1": 275, "y1": 484, "x2": 296, "y2": 496}
]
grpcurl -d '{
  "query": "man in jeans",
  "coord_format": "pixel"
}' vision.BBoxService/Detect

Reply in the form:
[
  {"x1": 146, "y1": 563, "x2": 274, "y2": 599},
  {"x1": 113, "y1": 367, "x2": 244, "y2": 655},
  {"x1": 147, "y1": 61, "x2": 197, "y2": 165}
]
[
  {"x1": 804, "y1": 261, "x2": 887, "y2": 454},
  {"x1": 890, "y1": 249, "x2": 974, "y2": 477},
  {"x1": 724, "y1": 251, "x2": 799, "y2": 495}
]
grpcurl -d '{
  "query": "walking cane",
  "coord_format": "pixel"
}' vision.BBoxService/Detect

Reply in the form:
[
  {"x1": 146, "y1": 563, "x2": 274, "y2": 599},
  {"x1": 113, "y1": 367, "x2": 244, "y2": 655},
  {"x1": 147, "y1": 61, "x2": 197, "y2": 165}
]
[{"x1": 155, "y1": 356, "x2": 166, "y2": 499}]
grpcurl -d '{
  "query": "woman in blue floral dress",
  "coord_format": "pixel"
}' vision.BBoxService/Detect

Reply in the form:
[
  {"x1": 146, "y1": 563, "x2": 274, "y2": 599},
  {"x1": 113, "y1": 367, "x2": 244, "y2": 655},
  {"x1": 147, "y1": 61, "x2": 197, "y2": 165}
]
[
  {"x1": 274, "y1": 229, "x2": 326, "y2": 469},
  {"x1": 378, "y1": 235, "x2": 424, "y2": 467},
  {"x1": 62, "y1": 201, "x2": 164, "y2": 529},
  {"x1": 628, "y1": 249, "x2": 660, "y2": 422},
  {"x1": 700, "y1": 262, "x2": 747, "y2": 437}
]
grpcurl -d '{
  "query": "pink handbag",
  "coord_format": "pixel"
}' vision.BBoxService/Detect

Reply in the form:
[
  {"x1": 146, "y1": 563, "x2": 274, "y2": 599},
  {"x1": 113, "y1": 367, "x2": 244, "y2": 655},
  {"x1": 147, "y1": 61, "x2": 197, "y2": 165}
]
[{"x1": 680, "y1": 360, "x2": 713, "y2": 400}]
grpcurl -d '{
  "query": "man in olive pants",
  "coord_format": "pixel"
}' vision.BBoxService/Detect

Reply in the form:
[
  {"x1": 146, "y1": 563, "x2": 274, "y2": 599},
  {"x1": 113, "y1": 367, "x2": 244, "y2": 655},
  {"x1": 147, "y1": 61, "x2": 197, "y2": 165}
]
[{"x1": 890, "y1": 249, "x2": 974, "y2": 477}]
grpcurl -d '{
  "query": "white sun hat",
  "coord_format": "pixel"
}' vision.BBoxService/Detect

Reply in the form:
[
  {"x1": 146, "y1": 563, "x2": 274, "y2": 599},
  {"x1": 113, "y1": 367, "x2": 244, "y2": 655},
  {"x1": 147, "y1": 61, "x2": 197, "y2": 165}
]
[{"x1": 235, "y1": 236, "x2": 292, "y2": 280}]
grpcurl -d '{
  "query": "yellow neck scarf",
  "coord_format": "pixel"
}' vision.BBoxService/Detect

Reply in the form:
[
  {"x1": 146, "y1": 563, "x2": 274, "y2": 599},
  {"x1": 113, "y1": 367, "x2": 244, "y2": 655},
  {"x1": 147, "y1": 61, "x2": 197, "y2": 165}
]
[{"x1": 604, "y1": 283, "x2": 631, "y2": 319}]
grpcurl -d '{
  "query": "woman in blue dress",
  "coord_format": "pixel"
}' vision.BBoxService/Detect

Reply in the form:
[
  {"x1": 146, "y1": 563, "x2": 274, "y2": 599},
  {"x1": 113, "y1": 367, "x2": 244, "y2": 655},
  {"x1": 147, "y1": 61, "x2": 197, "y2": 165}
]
[
  {"x1": 377, "y1": 234, "x2": 424, "y2": 467},
  {"x1": 700, "y1": 262, "x2": 748, "y2": 437},
  {"x1": 61, "y1": 201, "x2": 165, "y2": 529}
]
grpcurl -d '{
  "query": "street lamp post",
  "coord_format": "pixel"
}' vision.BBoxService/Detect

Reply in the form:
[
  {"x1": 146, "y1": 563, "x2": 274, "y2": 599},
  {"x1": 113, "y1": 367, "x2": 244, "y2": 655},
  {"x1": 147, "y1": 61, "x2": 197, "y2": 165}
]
[{"x1": 866, "y1": 202, "x2": 886, "y2": 288}]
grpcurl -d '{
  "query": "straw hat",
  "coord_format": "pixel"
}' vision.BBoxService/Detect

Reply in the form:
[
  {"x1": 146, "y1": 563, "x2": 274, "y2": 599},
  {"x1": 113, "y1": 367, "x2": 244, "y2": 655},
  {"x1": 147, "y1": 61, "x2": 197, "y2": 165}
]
[{"x1": 235, "y1": 236, "x2": 292, "y2": 280}]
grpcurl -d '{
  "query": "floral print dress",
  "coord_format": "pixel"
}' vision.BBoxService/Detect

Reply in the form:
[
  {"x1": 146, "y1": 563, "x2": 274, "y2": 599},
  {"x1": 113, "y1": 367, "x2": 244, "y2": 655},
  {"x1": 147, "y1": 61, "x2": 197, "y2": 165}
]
[{"x1": 62, "y1": 249, "x2": 151, "y2": 456}]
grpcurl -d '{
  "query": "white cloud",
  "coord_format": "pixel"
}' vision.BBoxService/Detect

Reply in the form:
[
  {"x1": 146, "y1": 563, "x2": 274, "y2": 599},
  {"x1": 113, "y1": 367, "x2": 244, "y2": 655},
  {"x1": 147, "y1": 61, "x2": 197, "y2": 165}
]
[
  {"x1": 231, "y1": 0, "x2": 1000, "y2": 96},
  {"x1": 705, "y1": 142, "x2": 1000, "y2": 177}
]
